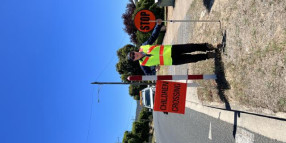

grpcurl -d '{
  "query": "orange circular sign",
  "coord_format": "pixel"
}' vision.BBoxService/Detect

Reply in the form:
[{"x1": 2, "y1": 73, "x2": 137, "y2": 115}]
[{"x1": 134, "y1": 10, "x2": 156, "y2": 33}]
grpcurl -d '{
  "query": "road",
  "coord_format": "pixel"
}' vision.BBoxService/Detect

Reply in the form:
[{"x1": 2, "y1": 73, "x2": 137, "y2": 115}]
[{"x1": 153, "y1": 108, "x2": 283, "y2": 143}]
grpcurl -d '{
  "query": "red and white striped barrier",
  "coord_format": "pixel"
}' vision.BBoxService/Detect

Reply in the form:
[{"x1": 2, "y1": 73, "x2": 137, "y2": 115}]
[{"x1": 127, "y1": 74, "x2": 216, "y2": 81}]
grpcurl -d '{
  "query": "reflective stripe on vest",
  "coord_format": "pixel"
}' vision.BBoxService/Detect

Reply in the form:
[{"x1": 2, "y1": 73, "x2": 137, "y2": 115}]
[{"x1": 159, "y1": 45, "x2": 164, "y2": 65}]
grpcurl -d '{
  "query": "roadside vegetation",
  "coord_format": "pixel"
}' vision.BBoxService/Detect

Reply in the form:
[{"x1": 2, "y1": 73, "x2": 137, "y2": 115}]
[
  {"x1": 122, "y1": 108, "x2": 153, "y2": 143},
  {"x1": 122, "y1": 0, "x2": 164, "y2": 45},
  {"x1": 180, "y1": 0, "x2": 286, "y2": 113}
]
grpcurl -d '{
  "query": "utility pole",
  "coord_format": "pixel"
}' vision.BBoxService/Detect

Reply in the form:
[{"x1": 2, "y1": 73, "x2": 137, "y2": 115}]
[{"x1": 91, "y1": 81, "x2": 156, "y2": 86}]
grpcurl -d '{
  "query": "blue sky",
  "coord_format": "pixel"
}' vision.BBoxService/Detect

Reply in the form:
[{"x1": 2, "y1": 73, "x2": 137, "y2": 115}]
[{"x1": 0, "y1": 0, "x2": 136, "y2": 143}]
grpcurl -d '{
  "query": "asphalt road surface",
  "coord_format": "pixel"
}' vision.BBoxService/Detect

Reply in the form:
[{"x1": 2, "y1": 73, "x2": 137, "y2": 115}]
[{"x1": 153, "y1": 108, "x2": 283, "y2": 143}]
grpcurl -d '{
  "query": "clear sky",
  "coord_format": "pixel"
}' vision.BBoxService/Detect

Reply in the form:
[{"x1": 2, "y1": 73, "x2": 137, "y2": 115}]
[{"x1": 0, "y1": 0, "x2": 136, "y2": 143}]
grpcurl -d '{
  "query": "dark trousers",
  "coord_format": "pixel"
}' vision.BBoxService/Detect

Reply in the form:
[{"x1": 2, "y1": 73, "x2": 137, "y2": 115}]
[{"x1": 171, "y1": 43, "x2": 212, "y2": 65}]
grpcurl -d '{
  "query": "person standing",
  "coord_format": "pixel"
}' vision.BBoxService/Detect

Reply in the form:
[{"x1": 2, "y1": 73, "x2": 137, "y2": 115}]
[{"x1": 128, "y1": 19, "x2": 219, "y2": 73}]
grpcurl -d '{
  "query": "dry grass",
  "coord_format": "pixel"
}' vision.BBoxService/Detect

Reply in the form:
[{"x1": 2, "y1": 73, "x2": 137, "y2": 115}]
[{"x1": 184, "y1": 0, "x2": 286, "y2": 112}]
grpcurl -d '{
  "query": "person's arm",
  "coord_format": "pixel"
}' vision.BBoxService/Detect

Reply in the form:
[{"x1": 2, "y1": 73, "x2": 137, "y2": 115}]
[
  {"x1": 140, "y1": 65, "x2": 156, "y2": 75},
  {"x1": 155, "y1": 65, "x2": 160, "y2": 72},
  {"x1": 142, "y1": 19, "x2": 163, "y2": 45},
  {"x1": 149, "y1": 66, "x2": 157, "y2": 75}
]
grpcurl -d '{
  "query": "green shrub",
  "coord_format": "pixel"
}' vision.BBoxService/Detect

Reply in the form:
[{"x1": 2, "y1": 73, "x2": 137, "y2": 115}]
[
  {"x1": 132, "y1": 121, "x2": 150, "y2": 141},
  {"x1": 139, "y1": 108, "x2": 152, "y2": 120},
  {"x1": 123, "y1": 131, "x2": 141, "y2": 143},
  {"x1": 129, "y1": 84, "x2": 147, "y2": 97}
]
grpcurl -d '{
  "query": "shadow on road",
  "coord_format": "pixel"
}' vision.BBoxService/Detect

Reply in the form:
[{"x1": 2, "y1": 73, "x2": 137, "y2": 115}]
[
  {"x1": 214, "y1": 30, "x2": 231, "y2": 110},
  {"x1": 214, "y1": 30, "x2": 238, "y2": 139},
  {"x1": 203, "y1": 0, "x2": 215, "y2": 13},
  {"x1": 233, "y1": 111, "x2": 241, "y2": 138}
]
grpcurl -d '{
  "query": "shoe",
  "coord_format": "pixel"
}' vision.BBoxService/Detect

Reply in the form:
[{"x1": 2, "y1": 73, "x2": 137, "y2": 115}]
[
  {"x1": 217, "y1": 43, "x2": 223, "y2": 50},
  {"x1": 207, "y1": 52, "x2": 215, "y2": 58},
  {"x1": 206, "y1": 43, "x2": 215, "y2": 51}
]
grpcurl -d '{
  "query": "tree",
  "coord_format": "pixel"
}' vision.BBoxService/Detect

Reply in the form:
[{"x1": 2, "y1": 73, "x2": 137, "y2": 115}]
[
  {"x1": 116, "y1": 44, "x2": 147, "y2": 99},
  {"x1": 122, "y1": 131, "x2": 141, "y2": 143},
  {"x1": 132, "y1": 121, "x2": 150, "y2": 141},
  {"x1": 132, "y1": 0, "x2": 164, "y2": 45},
  {"x1": 122, "y1": 0, "x2": 137, "y2": 44},
  {"x1": 122, "y1": 109, "x2": 154, "y2": 143},
  {"x1": 138, "y1": 108, "x2": 152, "y2": 120},
  {"x1": 122, "y1": 0, "x2": 164, "y2": 45},
  {"x1": 129, "y1": 84, "x2": 147, "y2": 100},
  {"x1": 116, "y1": 44, "x2": 144, "y2": 82},
  {"x1": 128, "y1": 138, "x2": 140, "y2": 143}
]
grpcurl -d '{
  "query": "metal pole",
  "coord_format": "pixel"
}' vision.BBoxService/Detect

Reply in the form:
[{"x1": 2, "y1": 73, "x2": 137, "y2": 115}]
[
  {"x1": 149, "y1": 20, "x2": 220, "y2": 23},
  {"x1": 91, "y1": 81, "x2": 156, "y2": 86}
]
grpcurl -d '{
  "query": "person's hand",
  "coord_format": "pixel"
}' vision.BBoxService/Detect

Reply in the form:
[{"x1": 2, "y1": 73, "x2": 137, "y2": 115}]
[
  {"x1": 155, "y1": 65, "x2": 160, "y2": 71},
  {"x1": 156, "y1": 19, "x2": 163, "y2": 25}
]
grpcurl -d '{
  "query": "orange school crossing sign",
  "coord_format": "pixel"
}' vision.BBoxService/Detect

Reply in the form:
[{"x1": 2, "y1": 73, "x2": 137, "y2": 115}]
[{"x1": 154, "y1": 80, "x2": 187, "y2": 114}]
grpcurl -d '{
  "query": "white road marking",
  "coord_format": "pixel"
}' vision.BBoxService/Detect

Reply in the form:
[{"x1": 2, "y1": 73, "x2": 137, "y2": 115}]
[
  {"x1": 208, "y1": 122, "x2": 212, "y2": 140},
  {"x1": 235, "y1": 128, "x2": 254, "y2": 143}
]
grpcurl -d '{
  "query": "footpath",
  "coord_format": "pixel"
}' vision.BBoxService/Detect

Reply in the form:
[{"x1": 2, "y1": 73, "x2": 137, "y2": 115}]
[{"x1": 160, "y1": 0, "x2": 286, "y2": 142}]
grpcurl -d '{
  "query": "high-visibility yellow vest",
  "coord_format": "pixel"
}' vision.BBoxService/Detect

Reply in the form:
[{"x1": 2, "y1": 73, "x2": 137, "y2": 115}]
[{"x1": 139, "y1": 45, "x2": 172, "y2": 66}]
